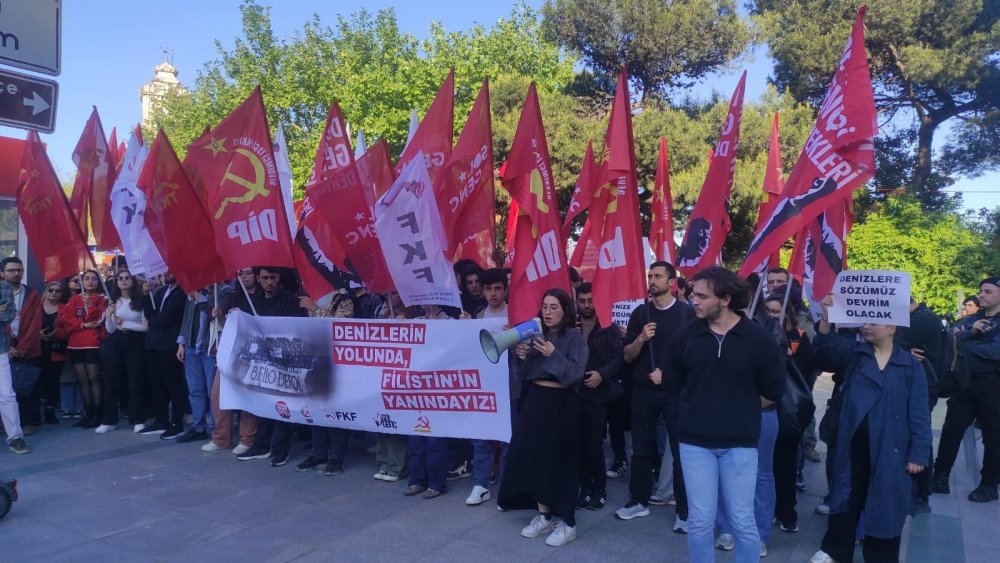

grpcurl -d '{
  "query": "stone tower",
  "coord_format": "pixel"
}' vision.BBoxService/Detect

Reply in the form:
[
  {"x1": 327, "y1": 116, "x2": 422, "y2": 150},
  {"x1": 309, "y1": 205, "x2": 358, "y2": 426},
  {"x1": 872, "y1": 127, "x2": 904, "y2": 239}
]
[{"x1": 139, "y1": 56, "x2": 188, "y2": 125}]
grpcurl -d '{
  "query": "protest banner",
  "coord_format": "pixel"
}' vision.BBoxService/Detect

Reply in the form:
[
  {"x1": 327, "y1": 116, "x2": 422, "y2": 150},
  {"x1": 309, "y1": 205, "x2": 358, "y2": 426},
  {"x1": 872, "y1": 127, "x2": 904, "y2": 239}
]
[
  {"x1": 827, "y1": 269, "x2": 911, "y2": 327},
  {"x1": 611, "y1": 300, "x2": 643, "y2": 328},
  {"x1": 217, "y1": 312, "x2": 512, "y2": 441}
]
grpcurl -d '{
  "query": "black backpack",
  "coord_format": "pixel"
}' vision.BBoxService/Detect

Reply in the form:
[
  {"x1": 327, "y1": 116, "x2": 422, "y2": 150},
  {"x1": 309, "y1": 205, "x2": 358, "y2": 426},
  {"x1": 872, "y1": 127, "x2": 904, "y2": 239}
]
[{"x1": 936, "y1": 327, "x2": 972, "y2": 398}]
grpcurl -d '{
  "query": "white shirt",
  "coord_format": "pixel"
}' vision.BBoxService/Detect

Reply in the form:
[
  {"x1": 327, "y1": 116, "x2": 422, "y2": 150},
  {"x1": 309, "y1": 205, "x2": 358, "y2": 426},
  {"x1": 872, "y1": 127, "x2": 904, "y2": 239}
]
[
  {"x1": 479, "y1": 304, "x2": 508, "y2": 319},
  {"x1": 106, "y1": 298, "x2": 148, "y2": 333},
  {"x1": 11, "y1": 285, "x2": 24, "y2": 335}
]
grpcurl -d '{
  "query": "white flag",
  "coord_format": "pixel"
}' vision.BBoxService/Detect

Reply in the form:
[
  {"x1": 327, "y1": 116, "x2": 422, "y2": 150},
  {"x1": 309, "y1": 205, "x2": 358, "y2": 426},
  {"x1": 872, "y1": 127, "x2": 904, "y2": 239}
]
[
  {"x1": 375, "y1": 152, "x2": 460, "y2": 309},
  {"x1": 404, "y1": 108, "x2": 419, "y2": 150},
  {"x1": 354, "y1": 128, "x2": 367, "y2": 159},
  {"x1": 109, "y1": 130, "x2": 167, "y2": 278},
  {"x1": 273, "y1": 123, "x2": 297, "y2": 238}
]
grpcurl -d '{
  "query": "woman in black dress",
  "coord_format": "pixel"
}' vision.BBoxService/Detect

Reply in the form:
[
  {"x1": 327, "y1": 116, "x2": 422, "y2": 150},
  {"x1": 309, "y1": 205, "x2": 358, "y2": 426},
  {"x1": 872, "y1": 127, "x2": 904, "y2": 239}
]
[{"x1": 498, "y1": 288, "x2": 587, "y2": 547}]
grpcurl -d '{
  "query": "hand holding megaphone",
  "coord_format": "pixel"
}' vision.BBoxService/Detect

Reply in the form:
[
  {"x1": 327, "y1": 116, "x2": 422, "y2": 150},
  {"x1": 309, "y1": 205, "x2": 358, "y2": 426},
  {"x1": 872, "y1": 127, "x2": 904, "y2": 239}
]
[{"x1": 480, "y1": 317, "x2": 543, "y2": 364}]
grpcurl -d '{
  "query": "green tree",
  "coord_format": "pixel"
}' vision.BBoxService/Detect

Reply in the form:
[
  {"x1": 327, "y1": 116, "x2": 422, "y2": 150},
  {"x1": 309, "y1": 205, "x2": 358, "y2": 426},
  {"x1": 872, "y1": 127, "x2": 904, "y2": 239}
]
[
  {"x1": 847, "y1": 196, "x2": 993, "y2": 314},
  {"x1": 751, "y1": 0, "x2": 1000, "y2": 207},
  {"x1": 541, "y1": 0, "x2": 751, "y2": 100}
]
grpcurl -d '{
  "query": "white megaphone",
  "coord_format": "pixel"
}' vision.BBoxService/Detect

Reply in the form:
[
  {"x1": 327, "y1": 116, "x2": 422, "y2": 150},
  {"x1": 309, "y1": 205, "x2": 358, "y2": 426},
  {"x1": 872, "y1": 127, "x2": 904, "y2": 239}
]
[{"x1": 479, "y1": 318, "x2": 543, "y2": 364}]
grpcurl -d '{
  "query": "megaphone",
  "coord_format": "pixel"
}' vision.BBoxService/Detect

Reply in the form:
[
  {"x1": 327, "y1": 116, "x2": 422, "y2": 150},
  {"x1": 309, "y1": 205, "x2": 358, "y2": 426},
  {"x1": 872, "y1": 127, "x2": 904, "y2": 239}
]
[{"x1": 480, "y1": 318, "x2": 543, "y2": 364}]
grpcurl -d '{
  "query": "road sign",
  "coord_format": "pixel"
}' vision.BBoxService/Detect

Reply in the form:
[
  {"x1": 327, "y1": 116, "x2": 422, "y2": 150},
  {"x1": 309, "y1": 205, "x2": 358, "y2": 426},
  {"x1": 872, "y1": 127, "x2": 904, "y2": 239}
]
[
  {"x1": 0, "y1": 67, "x2": 57, "y2": 133},
  {"x1": 0, "y1": 0, "x2": 61, "y2": 76}
]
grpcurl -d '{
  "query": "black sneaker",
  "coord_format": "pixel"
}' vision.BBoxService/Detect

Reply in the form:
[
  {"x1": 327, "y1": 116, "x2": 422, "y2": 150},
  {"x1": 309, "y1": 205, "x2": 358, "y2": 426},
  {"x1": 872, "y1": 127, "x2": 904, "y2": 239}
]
[
  {"x1": 296, "y1": 456, "x2": 326, "y2": 472},
  {"x1": 175, "y1": 429, "x2": 208, "y2": 444},
  {"x1": 270, "y1": 452, "x2": 290, "y2": 467},
  {"x1": 138, "y1": 424, "x2": 167, "y2": 435},
  {"x1": 606, "y1": 460, "x2": 628, "y2": 479},
  {"x1": 576, "y1": 489, "x2": 591, "y2": 509},
  {"x1": 588, "y1": 491, "x2": 606, "y2": 510},
  {"x1": 931, "y1": 470, "x2": 951, "y2": 494},
  {"x1": 236, "y1": 445, "x2": 271, "y2": 461},
  {"x1": 160, "y1": 425, "x2": 184, "y2": 440},
  {"x1": 968, "y1": 482, "x2": 999, "y2": 503},
  {"x1": 447, "y1": 460, "x2": 472, "y2": 480},
  {"x1": 324, "y1": 460, "x2": 344, "y2": 476}
]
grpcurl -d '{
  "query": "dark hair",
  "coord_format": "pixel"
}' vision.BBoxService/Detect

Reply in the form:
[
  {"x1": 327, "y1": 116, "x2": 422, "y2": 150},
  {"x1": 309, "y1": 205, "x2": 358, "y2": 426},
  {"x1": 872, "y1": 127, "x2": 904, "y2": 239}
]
[
  {"x1": 691, "y1": 266, "x2": 751, "y2": 311},
  {"x1": 109, "y1": 270, "x2": 143, "y2": 311},
  {"x1": 111, "y1": 255, "x2": 128, "y2": 270},
  {"x1": 481, "y1": 268, "x2": 507, "y2": 288},
  {"x1": 254, "y1": 266, "x2": 282, "y2": 277},
  {"x1": 80, "y1": 269, "x2": 103, "y2": 294},
  {"x1": 569, "y1": 267, "x2": 582, "y2": 284},
  {"x1": 764, "y1": 293, "x2": 798, "y2": 330},
  {"x1": 454, "y1": 259, "x2": 480, "y2": 277},
  {"x1": 649, "y1": 261, "x2": 677, "y2": 279},
  {"x1": 766, "y1": 267, "x2": 789, "y2": 278},
  {"x1": 963, "y1": 296, "x2": 980, "y2": 306},
  {"x1": 577, "y1": 282, "x2": 593, "y2": 295},
  {"x1": 0, "y1": 256, "x2": 23, "y2": 270},
  {"x1": 746, "y1": 272, "x2": 761, "y2": 290},
  {"x1": 541, "y1": 288, "x2": 576, "y2": 336}
]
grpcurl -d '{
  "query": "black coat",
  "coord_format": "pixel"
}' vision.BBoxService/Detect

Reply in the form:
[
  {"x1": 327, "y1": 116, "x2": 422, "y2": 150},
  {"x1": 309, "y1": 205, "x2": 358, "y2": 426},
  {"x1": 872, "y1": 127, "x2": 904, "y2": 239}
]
[{"x1": 143, "y1": 285, "x2": 188, "y2": 351}]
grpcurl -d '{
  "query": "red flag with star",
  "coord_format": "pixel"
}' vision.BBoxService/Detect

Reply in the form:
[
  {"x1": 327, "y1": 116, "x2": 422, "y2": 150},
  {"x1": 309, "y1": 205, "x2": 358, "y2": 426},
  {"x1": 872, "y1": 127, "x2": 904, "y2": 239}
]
[
  {"x1": 71, "y1": 107, "x2": 121, "y2": 249},
  {"x1": 186, "y1": 87, "x2": 295, "y2": 272},
  {"x1": 17, "y1": 132, "x2": 96, "y2": 281},
  {"x1": 500, "y1": 83, "x2": 571, "y2": 324},
  {"x1": 138, "y1": 130, "x2": 227, "y2": 293},
  {"x1": 562, "y1": 140, "x2": 600, "y2": 241}
]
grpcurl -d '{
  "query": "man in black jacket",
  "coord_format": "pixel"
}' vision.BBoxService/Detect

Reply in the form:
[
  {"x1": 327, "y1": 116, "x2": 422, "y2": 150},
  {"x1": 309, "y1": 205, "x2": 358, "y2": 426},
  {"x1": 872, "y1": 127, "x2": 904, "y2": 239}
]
[
  {"x1": 614, "y1": 261, "x2": 694, "y2": 533},
  {"x1": 235, "y1": 267, "x2": 307, "y2": 466},
  {"x1": 140, "y1": 272, "x2": 189, "y2": 439},
  {"x1": 575, "y1": 283, "x2": 624, "y2": 511},
  {"x1": 671, "y1": 266, "x2": 784, "y2": 562}
]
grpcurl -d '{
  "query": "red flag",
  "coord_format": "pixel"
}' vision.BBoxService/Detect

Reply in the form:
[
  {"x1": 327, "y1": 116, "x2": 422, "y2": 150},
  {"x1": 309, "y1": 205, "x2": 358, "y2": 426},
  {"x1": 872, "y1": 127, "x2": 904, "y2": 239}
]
[
  {"x1": 500, "y1": 83, "x2": 571, "y2": 323},
  {"x1": 677, "y1": 71, "x2": 747, "y2": 277},
  {"x1": 292, "y1": 194, "x2": 350, "y2": 300},
  {"x1": 745, "y1": 112, "x2": 786, "y2": 273},
  {"x1": 787, "y1": 228, "x2": 807, "y2": 283},
  {"x1": 395, "y1": 69, "x2": 454, "y2": 192},
  {"x1": 72, "y1": 108, "x2": 121, "y2": 250},
  {"x1": 739, "y1": 7, "x2": 876, "y2": 277},
  {"x1": 69, "y1": 110, "x2": 97, "y2": 242},
  {"x1": 503, "y1": 198, "x2": 518, "y2": 269},
  {"x1": 589, "y1": 69, "x2": 647, "y2": 326},
  {"x1": 357, "y1": 139, "x2": 397, "y2": 204},
  {"x1": 562, "y1": 140, "x2": 599, "y2": 240},
  {"x1": 307, "y1": 102, "x2": 394, "y2": 293},
  {"x1": 108, "y1": 127, "x2": 120, "y2": 171},
  {"x1": 649, "y1": 136, "x2": 677, "y2": 264},
  {"x1": 808, "y1": 198, "x2": 851, "y2": 298},
  {"x1": 186, "y1": 88, "x2": 295, "y2": 272},
  {"x1": 138, "y1": 130, "x2": 228, "y2": 293},
  {"x1": 17, "y1": 132, "x2": 95, "y2": 280},
  {"x1": 445, "y1": 79, "x2": 496, "y2": 263}
]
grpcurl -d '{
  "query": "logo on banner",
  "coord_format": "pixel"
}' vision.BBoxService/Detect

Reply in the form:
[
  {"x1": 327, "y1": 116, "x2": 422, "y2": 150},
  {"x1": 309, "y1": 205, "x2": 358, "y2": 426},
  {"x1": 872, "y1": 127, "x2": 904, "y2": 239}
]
[
  {"x1": 414, "y1": 415, "x2": 432, "y2": 433},
  {"x1": 373, "y1": 412, "x2": 398, "y2": 429},
  {"x1": 677, "y1": 218, "x2": 712, "y2": 267},
  {"x1": 300, "y1": 406, "x2": 314, "y2": 423},
  {"x1": 326, "y1": 411, "x2": 358, "y2": 422},
  {"x1": 275, "y1": 401, "x2": 291, "y2": 419}
]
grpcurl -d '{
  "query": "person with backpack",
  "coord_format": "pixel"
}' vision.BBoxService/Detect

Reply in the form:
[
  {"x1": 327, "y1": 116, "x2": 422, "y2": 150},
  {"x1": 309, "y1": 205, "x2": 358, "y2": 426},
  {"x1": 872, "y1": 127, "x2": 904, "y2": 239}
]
[
  {"x1": 895, "y1": 296, "x2": 945, "y2": 512},
  {"x1": 932, "y1": 276, "x2": 1000, "y2": 503}
]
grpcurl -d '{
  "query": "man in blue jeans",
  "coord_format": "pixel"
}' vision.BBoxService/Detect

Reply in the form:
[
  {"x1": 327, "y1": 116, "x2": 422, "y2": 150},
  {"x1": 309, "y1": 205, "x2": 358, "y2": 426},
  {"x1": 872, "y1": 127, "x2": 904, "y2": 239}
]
[
  {"x1": 176, "y1": 282, "x2": 232, "y2": 443},
  {"x1": 670, "y1": 267, "x2": 784, "y2": 562}
]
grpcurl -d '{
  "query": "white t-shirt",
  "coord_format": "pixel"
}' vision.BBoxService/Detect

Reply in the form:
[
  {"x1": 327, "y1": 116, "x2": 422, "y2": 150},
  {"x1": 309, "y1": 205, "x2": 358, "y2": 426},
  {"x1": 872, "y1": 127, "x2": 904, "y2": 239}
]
[{"x1": 478, "y1": 304, "x2": 508, "y2": 319}]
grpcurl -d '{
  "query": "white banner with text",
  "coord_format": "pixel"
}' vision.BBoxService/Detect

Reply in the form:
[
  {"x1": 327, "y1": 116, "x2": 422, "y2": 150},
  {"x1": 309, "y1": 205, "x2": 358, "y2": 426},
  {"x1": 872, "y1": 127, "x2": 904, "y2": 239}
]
[{"x1": 217, "y1": 312, "x2": 511, "y2": 441}]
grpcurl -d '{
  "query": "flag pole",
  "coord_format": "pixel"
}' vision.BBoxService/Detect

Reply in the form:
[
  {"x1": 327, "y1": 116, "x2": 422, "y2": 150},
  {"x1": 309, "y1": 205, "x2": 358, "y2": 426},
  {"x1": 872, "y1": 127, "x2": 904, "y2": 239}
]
[
  {"x1": 238, "y1": 272, "x2": 258, "y2": 316},
  {"x1": 748, "y1": 276, "x2": 765, "y2": 318}
]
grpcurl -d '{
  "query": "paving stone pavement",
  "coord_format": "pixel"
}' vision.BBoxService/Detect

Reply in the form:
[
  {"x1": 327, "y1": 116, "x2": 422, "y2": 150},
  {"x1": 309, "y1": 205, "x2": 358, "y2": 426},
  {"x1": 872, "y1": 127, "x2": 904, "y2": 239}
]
[{"x1": 0, "y1": 374, "x2": 995, "y2": 562}]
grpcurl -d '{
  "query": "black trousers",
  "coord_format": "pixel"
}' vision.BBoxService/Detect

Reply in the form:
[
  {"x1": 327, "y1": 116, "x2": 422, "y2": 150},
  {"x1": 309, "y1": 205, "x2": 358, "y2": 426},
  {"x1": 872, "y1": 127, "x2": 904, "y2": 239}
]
[
  {"x1": 102, "y1": 332, "x2": 147, "y2": 425},
  {"x1": 144, "y1": 349, "x2": 187, "y2": 428},
  {"x1": 935, "y1": 375, "x2": 1000, "y2": 485},
  {"x1": 253, "y1": 418, "x2": 291, "y2": 457},
  {"x1": 579, "y1": 399, "x2": 608, "y2": 493},
  {"x1": 821, "y1": 419, "x2": 901, "y2": 563},
  {"x1": 774, "y1": 430, "x2": 804, "y2": 527},
  {"x1": 608, "y1": 383, "x2": 632, "y2": 463},
  {"x1": 38, "y1": 354, "x2": 63, "y2": 411},
  {"x1": 629, "y1": 388, "x2": 686, "y2": 518},
  {"x1": 13, "y1": 358, "x2": 41, "y2": 426}
]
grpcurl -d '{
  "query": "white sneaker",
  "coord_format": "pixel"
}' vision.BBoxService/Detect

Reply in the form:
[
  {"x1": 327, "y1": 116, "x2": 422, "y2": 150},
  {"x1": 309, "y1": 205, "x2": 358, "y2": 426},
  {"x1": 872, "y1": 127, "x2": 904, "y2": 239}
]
[
  {"x1": 232, "y1": 444, "x2": 251, "y2": 455},
  {"x1": 520, "y1": 514, "x2": 554, "y2": 538},
  {"x1": 815, "y1": 502, "x2": 830, "y2": 515},
  {"x1": 715, "y1": 533, "x2": 735, "y2": 551},
  {"x1": 466, "y1": 485, "x2": 491, "y2": 506},
  {"x1": 95, "y1": 424, "x2": 116, "y2": 434},
  {"x1": 544, "y1": 520, "x2": 576, "y2": 547},
  {"x1": 672, "y1": 515, "x2": 688, "y2": 534},
  {"x1": 133, "y1": 424, "x2": 146, "y2": 433},
  {"x1": 201, "y1": 442, "x2": 225, "y2": 452},
  {"x1": 614, "y1": 502, "x2": 650, "y2": 520},
  {"x1": 810, "y1": 550, "x2": 834, "y2": 563},
  {"x1": 761, "y1": 543, "x2": 767, "y2": 557}
]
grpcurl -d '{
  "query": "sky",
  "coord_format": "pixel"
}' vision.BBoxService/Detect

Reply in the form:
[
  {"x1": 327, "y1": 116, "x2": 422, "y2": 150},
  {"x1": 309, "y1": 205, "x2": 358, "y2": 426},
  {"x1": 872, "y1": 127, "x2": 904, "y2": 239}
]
[{"x1": 2, "y1": 0, "x2": 995, "y2": 211}]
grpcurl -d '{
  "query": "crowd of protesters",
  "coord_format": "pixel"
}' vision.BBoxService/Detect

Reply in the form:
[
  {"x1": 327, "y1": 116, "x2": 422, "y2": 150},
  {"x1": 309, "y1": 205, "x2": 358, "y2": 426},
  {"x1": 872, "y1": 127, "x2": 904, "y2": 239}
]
[{"x1": 1, "y1": 253, "x2": 997, "y2": 561}]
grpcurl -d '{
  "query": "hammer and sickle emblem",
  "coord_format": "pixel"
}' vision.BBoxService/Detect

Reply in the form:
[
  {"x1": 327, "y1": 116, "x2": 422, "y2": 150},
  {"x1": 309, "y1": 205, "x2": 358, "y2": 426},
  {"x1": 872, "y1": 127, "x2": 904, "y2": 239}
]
[{"x1": 215, "y1": 148, "x2": 270, "y2": 219}]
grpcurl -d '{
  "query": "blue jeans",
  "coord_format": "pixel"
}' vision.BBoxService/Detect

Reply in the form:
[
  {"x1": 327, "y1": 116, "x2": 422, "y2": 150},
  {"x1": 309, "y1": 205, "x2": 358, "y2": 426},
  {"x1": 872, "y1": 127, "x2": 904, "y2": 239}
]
[
  {"x1": 681, "y1": 443, "x2": 760, "y2": 563},
  {"x1": 408, "y1": 436, "x2": 449, "y2": 491},
  {"x1": 183, "y1": 349, "x2": 216, "y2": 432},
  {"x1": 717, "y1": 408, "x2": 778, "y2": 545},
  {"x1": 472, "y1": 439, "x2": 494, "y2": 487}
]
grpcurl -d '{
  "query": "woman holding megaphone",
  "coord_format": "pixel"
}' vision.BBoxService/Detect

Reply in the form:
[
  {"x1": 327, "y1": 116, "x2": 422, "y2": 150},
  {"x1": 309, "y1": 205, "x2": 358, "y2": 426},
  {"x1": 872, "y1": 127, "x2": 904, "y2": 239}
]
[{"x1": 497, "y1": 288, "x2": 588, "y2": 548}]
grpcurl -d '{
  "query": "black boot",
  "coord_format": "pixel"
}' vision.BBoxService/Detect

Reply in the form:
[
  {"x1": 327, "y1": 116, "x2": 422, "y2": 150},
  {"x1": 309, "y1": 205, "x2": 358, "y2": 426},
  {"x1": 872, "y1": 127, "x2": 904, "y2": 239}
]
[
  {"x1": 968, "y1": 481, "x2": 999, "y2": 503},
  {"x1": 44, "y1": 406, "x2": 59, "y2": 425},
  {"x1": 84, "y1": 404, "x2": 102, "y2": 429},
  {"x1": 931, "y1": 468, "x2": 950, "y2": 494},
  {"x1": 73, "y1": 404, "x2": 92, "y2": 428}
]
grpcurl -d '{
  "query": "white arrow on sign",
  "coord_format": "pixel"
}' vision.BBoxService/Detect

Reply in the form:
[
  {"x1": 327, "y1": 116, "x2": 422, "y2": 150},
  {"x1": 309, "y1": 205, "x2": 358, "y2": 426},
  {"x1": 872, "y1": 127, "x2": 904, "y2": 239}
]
[{"x1": 23, "y1": 91, "x2": 50, "y2": 115}]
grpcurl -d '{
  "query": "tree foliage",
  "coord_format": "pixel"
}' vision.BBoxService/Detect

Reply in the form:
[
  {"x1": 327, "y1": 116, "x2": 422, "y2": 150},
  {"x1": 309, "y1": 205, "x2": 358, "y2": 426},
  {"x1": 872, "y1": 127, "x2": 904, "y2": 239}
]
[
  {"x1": 751, "y1": 0, "x2": 1000, "y2": 207},
  {"x1": 847, "y1": 196, "x2": 994, "y2": 315},
  {"x1": 541, "y1": 0, "x2": 751, "y2": 100}
]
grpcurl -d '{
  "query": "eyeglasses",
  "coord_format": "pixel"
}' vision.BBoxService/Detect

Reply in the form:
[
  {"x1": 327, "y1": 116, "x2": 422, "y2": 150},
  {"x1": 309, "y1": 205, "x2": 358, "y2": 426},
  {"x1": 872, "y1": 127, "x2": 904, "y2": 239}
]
[
  {"x1": 46, "y1": 288, "x2": 62, "y2": 293},
  {"x1": 3, "y1": 268, "x2": 23, "y2": 274},
  {"x1": 239, "y1": 271, "x2": 254, "y2": 276}
]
